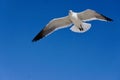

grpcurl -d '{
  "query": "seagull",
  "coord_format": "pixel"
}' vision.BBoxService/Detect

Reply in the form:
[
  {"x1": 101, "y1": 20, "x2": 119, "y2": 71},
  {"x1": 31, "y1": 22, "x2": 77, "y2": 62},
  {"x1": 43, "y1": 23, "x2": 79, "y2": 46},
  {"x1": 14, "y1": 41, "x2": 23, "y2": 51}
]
[{"x1": 32, "y1": 9, "x2": 112, "y2": 42}]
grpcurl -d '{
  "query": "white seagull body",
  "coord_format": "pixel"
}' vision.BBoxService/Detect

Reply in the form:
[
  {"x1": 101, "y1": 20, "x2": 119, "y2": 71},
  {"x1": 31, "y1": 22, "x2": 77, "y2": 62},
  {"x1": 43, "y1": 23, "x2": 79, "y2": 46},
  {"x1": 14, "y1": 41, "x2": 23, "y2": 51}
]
[{"x1": 32, "y1": 9, "x2": 112, "y2": 42}]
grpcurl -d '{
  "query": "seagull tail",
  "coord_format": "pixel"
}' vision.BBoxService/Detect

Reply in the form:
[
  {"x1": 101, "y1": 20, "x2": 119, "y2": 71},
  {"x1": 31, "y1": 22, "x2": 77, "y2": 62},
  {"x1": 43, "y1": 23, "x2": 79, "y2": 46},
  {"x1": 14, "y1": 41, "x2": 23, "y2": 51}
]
[{"x1": 70, "y1": 23, "x2": 91, "y2": 33}]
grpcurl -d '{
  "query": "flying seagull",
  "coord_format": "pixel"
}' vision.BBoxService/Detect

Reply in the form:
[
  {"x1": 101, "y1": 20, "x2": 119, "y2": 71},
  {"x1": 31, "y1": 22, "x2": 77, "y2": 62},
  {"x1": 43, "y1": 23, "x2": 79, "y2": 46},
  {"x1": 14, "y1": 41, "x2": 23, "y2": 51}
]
[{"x1": 32, "y1": 9, "x2": 112, "y2": 42}]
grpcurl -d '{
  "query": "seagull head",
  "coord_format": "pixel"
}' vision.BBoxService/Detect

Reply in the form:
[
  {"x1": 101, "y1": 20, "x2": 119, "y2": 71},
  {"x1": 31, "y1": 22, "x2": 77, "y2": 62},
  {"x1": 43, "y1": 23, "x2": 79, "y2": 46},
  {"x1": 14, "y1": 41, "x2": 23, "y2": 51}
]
[
  {"x1": 69, "y1": 10, "x2": 73, "y2": 13},
  {"x1": 69, "y1": 10, "x2": 73, "y2": 15}
]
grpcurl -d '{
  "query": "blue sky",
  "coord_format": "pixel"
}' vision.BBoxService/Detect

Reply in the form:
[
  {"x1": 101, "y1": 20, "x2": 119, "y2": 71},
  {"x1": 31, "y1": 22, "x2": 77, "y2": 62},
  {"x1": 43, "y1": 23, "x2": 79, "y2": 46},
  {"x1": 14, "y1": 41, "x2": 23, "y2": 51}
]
[{"x1": 0, "y1": 0, "x2": 120, "y2": 80}]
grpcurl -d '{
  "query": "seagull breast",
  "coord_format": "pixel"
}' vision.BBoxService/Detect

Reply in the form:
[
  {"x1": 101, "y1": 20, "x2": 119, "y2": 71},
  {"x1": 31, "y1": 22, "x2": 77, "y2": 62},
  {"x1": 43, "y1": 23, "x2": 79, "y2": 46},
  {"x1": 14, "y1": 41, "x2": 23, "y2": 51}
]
[{"x1": 69, "y1": 11, "x2": 82, "y2": 27}]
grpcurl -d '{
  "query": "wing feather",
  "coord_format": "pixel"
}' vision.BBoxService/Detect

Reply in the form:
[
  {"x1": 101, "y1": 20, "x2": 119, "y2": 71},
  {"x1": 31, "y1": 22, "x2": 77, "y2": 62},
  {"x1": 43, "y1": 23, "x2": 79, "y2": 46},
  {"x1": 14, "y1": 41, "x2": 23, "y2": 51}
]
[
  {"x1": 77, "y1": 9, "x2": 112, "y2": 22},
  {"x1": 32, "y1": 16, "x2": 72, "y2": 42}
]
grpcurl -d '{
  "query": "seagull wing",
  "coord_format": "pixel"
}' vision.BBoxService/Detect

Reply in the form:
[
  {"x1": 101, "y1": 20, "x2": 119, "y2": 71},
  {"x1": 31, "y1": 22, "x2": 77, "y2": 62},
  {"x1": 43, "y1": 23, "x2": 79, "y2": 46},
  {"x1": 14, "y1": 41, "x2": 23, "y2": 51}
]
[
  {"x1": 32, "y1": 16, "x2": 72, "y2": 42},
  {"x1": 77, "y1": 9, "x2": 113, "y2": 22}
]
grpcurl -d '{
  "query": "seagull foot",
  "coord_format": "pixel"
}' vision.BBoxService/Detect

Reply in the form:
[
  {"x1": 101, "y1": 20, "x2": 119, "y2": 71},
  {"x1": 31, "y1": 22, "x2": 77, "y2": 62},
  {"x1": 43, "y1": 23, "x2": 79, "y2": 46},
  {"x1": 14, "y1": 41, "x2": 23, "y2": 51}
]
[{"x1": 79, "y1": 27, "x2": 84, "y2": 31}]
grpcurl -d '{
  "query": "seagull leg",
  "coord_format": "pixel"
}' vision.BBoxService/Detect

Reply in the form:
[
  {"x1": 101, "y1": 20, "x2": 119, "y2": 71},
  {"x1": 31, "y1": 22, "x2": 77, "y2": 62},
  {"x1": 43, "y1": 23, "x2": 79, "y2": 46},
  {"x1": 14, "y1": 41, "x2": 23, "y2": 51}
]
[{"x1": 79, "y1": 25, "x2": 84, "y2": 31}]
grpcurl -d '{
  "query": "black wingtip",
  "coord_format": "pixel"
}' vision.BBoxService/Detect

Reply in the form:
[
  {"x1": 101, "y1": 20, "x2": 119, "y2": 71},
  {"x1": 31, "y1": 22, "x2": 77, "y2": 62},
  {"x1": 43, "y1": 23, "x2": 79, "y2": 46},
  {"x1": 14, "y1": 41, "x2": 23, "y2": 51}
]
[
  {"x1": 100, "y1": 14, "x2": 113, "y2": 22},
  {"x1": 32, "y1": 30, "x2": 45, "y2": 42},
  {"x1": 32, "y1": 39, "x2": 38, "y2": 42},
  {"x1": 32, "y1": 38, "x2": 40, "y2": 42},
  {"x1": 32, "y1": 35, "x2": 44, "y2": 42},
  {"x1": 32, "y1": 36, "x2": 43, "y2": 42}
]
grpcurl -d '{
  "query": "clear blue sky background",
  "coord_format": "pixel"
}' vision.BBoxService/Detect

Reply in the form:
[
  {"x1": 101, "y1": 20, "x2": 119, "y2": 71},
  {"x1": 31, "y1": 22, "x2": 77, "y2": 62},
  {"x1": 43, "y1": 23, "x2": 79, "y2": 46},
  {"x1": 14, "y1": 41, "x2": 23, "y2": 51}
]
[{"x1": 0, "y1": 0, "x2": 120, "y2": 80}]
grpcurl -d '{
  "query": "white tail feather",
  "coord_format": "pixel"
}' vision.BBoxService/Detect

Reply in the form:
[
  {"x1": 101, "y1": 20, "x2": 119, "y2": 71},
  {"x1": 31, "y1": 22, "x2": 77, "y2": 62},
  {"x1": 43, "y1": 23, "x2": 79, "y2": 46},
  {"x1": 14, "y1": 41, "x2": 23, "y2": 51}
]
[{"x1": 70, "y1": 23, "x2": 91, "y2": 33}]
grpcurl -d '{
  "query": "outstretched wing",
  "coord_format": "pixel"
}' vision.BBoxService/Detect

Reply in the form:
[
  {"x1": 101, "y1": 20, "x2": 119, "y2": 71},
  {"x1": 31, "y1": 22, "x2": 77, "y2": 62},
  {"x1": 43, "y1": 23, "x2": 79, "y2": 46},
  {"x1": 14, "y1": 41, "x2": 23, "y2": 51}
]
[
  {"x1": 77, "y1": 9, "x2": 113, "y2": 22},
  {"x1": 32, "y1": 16, "x2": 72, "y2": 42}
]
